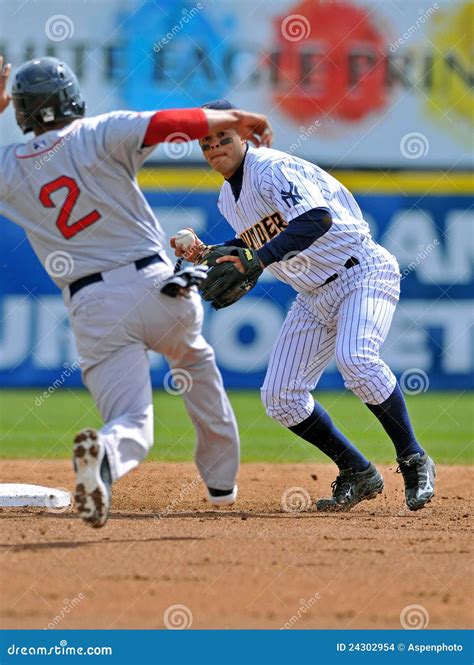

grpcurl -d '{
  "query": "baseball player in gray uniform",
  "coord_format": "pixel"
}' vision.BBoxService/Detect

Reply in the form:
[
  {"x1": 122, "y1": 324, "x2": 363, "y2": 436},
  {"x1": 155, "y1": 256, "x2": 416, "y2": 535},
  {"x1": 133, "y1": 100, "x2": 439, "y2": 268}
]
[
  {"x1": 0, "y1": 59, "x2": 273, "y2": 528},
  {"x1": 172, "y1": 99, "x2": 436, "y2": 513}
]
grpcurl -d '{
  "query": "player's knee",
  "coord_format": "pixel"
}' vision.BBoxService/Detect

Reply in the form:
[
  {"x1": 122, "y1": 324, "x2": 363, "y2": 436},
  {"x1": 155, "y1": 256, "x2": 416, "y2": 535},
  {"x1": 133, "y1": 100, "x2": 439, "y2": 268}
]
[
  {"x1": 335, "y1": 349, "x2": 376, "y2": 379},
  {"x1": 261, "y1": 385, "x2": 289, "y2": 421},
  {"x1": 260, "y1": 387, "x2": 311, "y2": 427},
  {"x1": 171, "y1": 340, "x2": 215, "y2": 372},
  {"x1": 336, "y1": 355, "x2": 396, "y2": 404}
]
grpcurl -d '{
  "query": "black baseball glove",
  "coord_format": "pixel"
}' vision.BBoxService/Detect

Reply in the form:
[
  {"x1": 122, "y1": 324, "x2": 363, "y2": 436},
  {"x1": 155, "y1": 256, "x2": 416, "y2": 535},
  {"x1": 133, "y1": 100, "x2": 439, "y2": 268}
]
[{"x1": 197, "y1": 246, "x2": 263, "y2": 309}]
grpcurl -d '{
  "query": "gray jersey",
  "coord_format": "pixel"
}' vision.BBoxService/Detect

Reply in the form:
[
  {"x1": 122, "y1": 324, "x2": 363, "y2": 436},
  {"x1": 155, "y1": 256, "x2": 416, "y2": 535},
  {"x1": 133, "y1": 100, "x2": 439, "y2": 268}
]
[
  {"x1": 218, "y1": 146, "x2": 387, "y2": 292},
  {"x1": 0, "y1": 111, "x2": 172, "y2": 287}
]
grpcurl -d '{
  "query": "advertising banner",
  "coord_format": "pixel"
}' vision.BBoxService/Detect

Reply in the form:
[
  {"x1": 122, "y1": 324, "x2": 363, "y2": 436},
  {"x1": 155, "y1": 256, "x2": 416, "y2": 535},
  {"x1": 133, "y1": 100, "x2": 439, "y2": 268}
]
[
  {"x1": 1, "y1": 170, "x2": 472, "y2": 390},
  {"x1": 0, "y1": 0, "x2": 472, "y2": 167}
]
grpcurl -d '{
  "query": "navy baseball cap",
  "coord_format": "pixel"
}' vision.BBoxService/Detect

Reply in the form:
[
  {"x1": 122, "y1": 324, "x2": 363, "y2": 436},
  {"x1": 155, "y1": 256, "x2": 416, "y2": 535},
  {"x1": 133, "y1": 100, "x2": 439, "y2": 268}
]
[{"x1": 201, "y1": 99, "x2": 237, "y2": 110}]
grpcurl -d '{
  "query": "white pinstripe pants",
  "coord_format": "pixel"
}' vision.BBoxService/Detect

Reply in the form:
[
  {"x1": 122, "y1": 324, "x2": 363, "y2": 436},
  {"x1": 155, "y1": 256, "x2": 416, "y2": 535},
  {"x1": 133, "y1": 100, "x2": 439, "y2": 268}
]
[{"x1": 261, "y1": 260, "x2": 401, "y2": 428}]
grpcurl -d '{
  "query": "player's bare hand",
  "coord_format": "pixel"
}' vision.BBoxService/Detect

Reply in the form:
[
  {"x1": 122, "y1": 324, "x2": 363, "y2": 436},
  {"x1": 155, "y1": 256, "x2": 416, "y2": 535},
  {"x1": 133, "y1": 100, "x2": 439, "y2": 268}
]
[
  {"x1": 170, "y1": 236, "x2": 185, "y2": 258},
  {"x1": 216, "y1": 255, "x2": 245, "y2": 273},
  {"x1": 170, "y1": 227, "x2": 208, "y2": 262},
  {"x1": 234, "y1": 111, "x2": 273, "y2": 148},
  {"x1": 0, "y1": 56, "x2": 12, "y2": 114},
  {"x1": 216, "y1": 254, "x2": 264, "y2": 273}
]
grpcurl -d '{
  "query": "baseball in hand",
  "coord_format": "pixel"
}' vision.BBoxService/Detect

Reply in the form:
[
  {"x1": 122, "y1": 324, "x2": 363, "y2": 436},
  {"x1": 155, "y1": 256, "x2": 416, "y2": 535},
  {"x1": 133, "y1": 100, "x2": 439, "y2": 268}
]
[{"x1": 174, "y1": 229, "x2": 196, "y2": 251}]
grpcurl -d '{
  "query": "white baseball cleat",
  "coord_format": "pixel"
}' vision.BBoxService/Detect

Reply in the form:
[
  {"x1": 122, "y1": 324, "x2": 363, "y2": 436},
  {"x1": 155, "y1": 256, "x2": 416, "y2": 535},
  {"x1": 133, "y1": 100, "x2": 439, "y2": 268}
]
[
  {"x1": 73, "y1": 428, "x2": 112, "y2": 528},
  {"x1": 206, "y1": 485, "x2": 238, "y2": 507}
]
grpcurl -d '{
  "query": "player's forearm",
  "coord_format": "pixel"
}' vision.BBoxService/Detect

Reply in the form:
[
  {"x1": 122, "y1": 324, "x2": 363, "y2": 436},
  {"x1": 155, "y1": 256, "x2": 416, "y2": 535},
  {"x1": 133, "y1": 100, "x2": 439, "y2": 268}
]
[
  {"x1": 257, "y1": 208, "x2": 332, "y2": 266},
  {"x1": 144, "y1": 107, "x2": 272, "y2": 148},
  {"x1": 142, "y1": 108, "x2": 208, "y2": 146},
  {"x1": 203, "y1": 109, "x2": 243, "y2": 134},
  {"x1": 204, "y1": 109, "x2": 272, "y2": 147},
  {"x1": 142, "y1": 107, "x2": 266, "y2": 147}
]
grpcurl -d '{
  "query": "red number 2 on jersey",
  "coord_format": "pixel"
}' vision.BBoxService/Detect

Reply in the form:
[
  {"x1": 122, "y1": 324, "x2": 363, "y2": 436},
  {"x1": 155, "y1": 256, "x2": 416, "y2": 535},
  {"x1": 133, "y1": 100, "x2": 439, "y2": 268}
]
[{"x1": 39, "y1": 176, "x2": 101, "y2": 240}]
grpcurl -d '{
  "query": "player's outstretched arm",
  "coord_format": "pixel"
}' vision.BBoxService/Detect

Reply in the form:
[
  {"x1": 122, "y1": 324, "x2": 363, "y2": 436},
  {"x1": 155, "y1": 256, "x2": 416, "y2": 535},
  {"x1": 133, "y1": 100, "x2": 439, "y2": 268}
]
[
  {"x1": 204, "y1": 109, "x2": 273, "y2": 148},
  {"x1": 142, "y1": 108, "x2": 273, "y2": 149},
  {"x1": 0, "y1": 56, "x2": 12, "y2": 114}
]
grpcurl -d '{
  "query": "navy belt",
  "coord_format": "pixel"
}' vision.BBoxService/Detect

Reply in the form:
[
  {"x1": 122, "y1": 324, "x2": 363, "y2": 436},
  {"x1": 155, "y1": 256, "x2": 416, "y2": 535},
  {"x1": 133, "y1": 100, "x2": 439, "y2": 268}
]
[
  {"x1": 69, "y1": 254, "x2": 164, "y2": 299},
  {"x1": 322, "y1": 256, "x2": 359, "y2": 286}
]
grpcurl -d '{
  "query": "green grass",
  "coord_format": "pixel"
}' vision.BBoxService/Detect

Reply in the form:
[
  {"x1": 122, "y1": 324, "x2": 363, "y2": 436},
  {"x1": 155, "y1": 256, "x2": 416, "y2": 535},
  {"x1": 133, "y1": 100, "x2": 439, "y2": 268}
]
[{"x1": 0, "y1": 389, "x2": 472, "y2": 464}]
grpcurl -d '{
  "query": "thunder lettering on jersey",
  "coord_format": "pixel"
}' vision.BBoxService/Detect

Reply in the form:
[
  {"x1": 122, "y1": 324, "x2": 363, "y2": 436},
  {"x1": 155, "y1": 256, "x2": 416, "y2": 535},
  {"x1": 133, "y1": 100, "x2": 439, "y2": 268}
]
[
  {"x1": 0, "y1": 111, "x2": 172, "y2": 288},
  {"x1": 217, "y1": 147, "x2": 374, "y2": 293},
  {"x1": 239, "y1": 211, "x2": 288, "y2": 248}
]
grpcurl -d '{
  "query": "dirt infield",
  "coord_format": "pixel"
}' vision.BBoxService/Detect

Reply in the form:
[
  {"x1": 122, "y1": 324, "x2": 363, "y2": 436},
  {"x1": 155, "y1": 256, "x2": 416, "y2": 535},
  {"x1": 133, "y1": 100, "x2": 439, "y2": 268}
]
[{"x1": 0, "y1": 460, "x2": 471, "y2": 630}]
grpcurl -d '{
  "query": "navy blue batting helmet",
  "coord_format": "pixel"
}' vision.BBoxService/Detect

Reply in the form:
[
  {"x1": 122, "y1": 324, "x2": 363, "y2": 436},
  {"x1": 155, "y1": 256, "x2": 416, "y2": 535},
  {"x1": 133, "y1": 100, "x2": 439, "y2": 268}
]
[{"x1": 12, "y1": 57, "x2": 85, "y2": 134}]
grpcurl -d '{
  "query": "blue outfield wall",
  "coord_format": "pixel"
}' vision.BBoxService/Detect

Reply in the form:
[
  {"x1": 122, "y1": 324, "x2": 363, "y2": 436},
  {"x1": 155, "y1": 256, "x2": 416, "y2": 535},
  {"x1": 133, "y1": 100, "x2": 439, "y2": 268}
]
[{"x1": 0, "y1": 179, "x2": 473, "y2": 390}]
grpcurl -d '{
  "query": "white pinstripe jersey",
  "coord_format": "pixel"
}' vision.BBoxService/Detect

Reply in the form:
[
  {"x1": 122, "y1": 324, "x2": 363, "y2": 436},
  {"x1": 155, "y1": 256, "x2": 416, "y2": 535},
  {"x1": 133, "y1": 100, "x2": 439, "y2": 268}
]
[
  {"x1": 217, "y1": 146, "x2": 389, "y2": 292},
  {"x1": 0, "y1": 111, "x2": 171, "y2": 288}
]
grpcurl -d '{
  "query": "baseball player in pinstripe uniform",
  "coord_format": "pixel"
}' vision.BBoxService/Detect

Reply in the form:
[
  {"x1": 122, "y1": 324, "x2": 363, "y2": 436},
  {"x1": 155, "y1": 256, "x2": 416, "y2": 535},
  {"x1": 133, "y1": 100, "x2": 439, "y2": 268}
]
[
  {"x1": 172, "y1": 100, "x2": 436, "y2": 513},
  {"x1": 0, "y1": 59, "x2": 273, "y2": 527}
]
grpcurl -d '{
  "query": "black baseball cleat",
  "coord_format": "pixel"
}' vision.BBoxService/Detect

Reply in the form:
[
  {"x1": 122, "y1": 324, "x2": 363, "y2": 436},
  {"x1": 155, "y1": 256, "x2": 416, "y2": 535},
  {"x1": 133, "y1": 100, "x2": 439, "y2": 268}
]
[
  {"x1": 316, "y1": 462, "x2": 384, "y2": 512},
  {"x1": 73, "y1": 428, "x2": 112, "y2": 528},
  {"x1": 396, "y1": 452, "x2": 436, "y2": 511}
]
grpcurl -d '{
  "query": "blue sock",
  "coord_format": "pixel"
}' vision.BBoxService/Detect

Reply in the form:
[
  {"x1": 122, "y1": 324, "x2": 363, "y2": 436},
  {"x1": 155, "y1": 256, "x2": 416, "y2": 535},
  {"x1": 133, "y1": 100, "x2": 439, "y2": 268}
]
[
  {"x1": 365, "y1": 383, "x2": 424, "y2": 459},
  {"x1": 289, "y1": 402, "x2": 370, "y2": 472}
]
